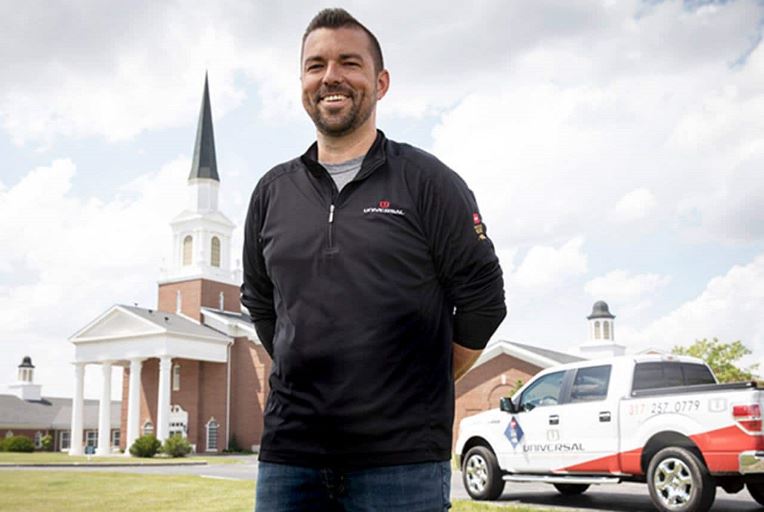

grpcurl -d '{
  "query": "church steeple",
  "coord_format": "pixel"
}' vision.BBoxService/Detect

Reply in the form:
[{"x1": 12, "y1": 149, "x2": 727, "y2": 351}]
[
  {"x1": 189, "y1": 72, "x2": 219, "y2": 182},
  {"x1": 158, "y1": 74, "x2": 240, "y2": 319}
]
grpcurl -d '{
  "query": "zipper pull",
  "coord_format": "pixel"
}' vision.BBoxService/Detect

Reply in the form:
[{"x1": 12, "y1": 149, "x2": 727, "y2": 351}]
[{"x1": 328, "y1": 204, "x2": 335, "y2": 223}]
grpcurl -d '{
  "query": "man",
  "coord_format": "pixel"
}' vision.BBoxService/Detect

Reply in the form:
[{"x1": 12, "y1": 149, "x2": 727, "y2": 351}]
[{"x1": 241, "y1": 8, "x2": 506, "y2": 511}]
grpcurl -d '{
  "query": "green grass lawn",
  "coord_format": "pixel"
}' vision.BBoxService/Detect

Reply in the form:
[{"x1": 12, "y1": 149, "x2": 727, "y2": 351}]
[
  {"x1": 0, "y1": 471, "x2": 552, "y2": 512},
  {"x1": 0, "y1": 451, "x2": 243, "y2": 465}
]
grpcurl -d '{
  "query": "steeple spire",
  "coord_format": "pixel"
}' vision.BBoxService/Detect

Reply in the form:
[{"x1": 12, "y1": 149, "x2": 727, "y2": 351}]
[{"x1": 189, "y1": 72, "x2": 219, "y2": 182}]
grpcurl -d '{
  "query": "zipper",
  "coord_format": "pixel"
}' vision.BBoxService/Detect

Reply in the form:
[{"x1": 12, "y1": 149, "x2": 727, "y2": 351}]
[{"x1": 327, "y1": 203, "x2": 336, "y2": 250}]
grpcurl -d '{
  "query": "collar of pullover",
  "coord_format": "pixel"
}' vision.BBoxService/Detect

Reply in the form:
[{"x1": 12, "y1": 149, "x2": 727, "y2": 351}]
[{"x1": 301, "y1": 130, "x2": 387, "y2": 182}]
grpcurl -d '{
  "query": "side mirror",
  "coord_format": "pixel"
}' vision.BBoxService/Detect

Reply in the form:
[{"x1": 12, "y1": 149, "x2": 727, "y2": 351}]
[{"x1": 499, "y1": 397, "x2": 517, "y2": 413}]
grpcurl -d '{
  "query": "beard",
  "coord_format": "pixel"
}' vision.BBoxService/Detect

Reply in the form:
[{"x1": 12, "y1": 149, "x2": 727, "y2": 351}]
[{"x1": 305, "y1": 85, "x2": 375, "y2": 137}]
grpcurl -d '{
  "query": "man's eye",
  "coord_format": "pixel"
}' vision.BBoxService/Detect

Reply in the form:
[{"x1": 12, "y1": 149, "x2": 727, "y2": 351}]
[{"x1": 307, "y1": 64, "x2": 323, "y2": 71}]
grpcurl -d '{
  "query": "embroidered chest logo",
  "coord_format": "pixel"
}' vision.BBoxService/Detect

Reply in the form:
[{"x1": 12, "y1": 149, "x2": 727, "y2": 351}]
[{"x1": 363, "y1": 199, "x2": 405, "y2": 216}]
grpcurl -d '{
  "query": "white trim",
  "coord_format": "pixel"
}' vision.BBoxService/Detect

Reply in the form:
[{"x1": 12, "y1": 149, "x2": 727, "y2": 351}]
[
  {"x1": 471, "y1": 340, "x2": 568, "y2": 372},
  {"x1": 226, "y1": 343, "x2": 231, "y2": 451},
  {"x1": 201, "y1": 308, "x2": 259, "y2": 343}
]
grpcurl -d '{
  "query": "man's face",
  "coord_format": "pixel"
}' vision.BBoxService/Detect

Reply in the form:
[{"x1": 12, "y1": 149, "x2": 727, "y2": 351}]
[{"x1": 301, "y1": 27, "x2": 388, "y2": 137}]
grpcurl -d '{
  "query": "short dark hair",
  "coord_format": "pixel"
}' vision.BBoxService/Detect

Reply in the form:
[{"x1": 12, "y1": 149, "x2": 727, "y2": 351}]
[{"x1": 302, "y1": 8, "x2": 384, "y2": 73}]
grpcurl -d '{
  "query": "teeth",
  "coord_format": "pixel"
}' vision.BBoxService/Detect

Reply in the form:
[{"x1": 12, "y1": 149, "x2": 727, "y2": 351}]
[{"x1": 323, "y1": 95, "x2": 346, "y2": 102}]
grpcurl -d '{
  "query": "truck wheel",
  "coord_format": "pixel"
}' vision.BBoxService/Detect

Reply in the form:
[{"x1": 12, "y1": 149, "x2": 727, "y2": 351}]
[
  {"x1": 748, "y1": 482, "x2": 764, "y2": 505},
  {"x1": 553, "y1": 483, "x2": 590, "y2": 495},
  {"x1": 462, "y1": 446, "x2": 505, "y2": 501},
  {"x1": 647, "y1": 447, "x2": 716, "y2": 512}
]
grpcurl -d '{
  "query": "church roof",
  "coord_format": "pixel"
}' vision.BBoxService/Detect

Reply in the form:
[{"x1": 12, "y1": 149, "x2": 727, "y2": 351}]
[
  {"x1": 0, "y1": 395, "x2": 120, "y2": 430},
  {"x1": 18, "y1": 356, "x2": 34, "y2": 368},
  {"x1": 188, "y1": 73, "x2": 219, "y2": 182},
  {"x1": 506, "y1": 340, "x2": 585, "y2": 365},
  {"x1": 121, "y1": 305, "x2": 230, "y2": 341},
  {"x1": 472, "y1": 339, "x2": 585, "y2": 372}
]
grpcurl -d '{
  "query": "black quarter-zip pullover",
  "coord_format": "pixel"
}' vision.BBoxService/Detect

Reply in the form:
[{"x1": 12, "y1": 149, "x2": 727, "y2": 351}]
[{"x1": 241, "y1": 131, "x2": 506, "y2": 468}]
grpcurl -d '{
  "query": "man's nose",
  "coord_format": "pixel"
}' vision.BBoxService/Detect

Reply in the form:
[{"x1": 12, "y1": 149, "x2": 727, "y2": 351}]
[{"x1": 322, "y1": 62, "x2": 343, "y2": 85}]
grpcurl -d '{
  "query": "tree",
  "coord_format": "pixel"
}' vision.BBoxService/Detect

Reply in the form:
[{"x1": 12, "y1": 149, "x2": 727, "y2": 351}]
[{"x1": 672, "y1": 338, "x2": 759, "y2": 383}]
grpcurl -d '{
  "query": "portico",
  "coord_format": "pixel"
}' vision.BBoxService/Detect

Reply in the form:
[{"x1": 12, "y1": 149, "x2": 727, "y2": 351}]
[{"x1": 68, "y1": 305, "x2": 231, "y2": 456}]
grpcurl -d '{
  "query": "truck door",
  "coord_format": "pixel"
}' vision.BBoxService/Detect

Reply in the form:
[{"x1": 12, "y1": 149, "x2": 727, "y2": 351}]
[
  {"x1": 557, "y1": 364, "x2": 620, "y2": 473},
  {"x1": 500, "y1": 370, "x2": 569, "y2": 472}
]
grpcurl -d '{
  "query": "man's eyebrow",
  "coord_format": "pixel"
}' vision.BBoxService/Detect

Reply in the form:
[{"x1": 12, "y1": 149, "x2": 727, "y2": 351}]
[{"x1": 339, "y1": 53, "x2": 363, "y2": 61}]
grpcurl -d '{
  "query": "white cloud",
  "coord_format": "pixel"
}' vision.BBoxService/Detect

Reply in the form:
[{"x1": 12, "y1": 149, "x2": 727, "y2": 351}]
[
  {"x1": 585, "y1": 269, "x2": 671, "y2": 302},
  {"x1": 632, "y1": 253, "x2": 764, "y2": 361},
  {"x1": 613, "y1": 188, "x2": 657, "y2": 223},
  {"x1": 512, "y1": 237, "x2": 587, "y2": 289},
  {"x1": 0, "y1": 158, "x2": 189, "y2": 398}
]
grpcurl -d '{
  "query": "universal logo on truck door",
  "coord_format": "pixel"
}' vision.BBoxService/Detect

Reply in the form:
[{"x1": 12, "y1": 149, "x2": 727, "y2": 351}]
[{"x1": 363, "y1": 200, "x2": 405, "y2": 216}]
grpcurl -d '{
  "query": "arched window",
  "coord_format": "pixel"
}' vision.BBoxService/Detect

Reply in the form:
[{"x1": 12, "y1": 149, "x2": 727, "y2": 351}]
[
  {"x1": 206, "y1": 418, "x2": 219, "y2": 451},
  {"x1": 143, "y1": 420, "x2": 154, "y2": 436},
  {"x1": 594, "y1": 321, "x2": 601, "y2": 339},
  {"x1": 172, "y1": 364, "x2": 181, "y2": 392},
  {"x1": 183, "y1": 236, "x2": 193, "y2": 266},
  {"x1": 211, "y1": 236, "x2": 221, "y2": 267},
  {"x1": 603, "y1": 321, "x2": 610, "y2": 340}
]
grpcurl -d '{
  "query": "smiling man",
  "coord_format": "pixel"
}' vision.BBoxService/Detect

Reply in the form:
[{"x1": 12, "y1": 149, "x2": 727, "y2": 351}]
[{"x1": 241, "y1": 8, "x2": 506, "y2": 511}]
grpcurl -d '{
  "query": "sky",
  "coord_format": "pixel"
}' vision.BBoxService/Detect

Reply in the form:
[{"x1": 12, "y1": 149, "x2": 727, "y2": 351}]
[{"x1": 2, "y1": 0, "x2": 764, "y2": 400}]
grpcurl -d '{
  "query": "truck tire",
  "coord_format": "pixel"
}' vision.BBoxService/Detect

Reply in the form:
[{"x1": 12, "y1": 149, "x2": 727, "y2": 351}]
[
  {"x1": 553, "y1": 483, "x2": 590, "y2": 495},
  {"x1": 748, "y1": 482, "x2": 764, "y2": 505},
  {"x1": 462, "y1": 446, "x2": 505, "y2": 501},
  {"x1": 647, "y1": 446, "x2": 716, "y2": 512}
]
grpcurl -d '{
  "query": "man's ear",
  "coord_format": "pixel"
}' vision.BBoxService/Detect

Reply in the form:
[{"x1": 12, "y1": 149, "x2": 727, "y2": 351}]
[{"x1": 376, "y1": 69, "x2": 390, "y2": 100}]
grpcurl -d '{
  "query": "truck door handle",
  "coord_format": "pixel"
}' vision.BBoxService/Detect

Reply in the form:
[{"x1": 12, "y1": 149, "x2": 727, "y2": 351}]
[
  {"x1": 549, "y1": 415, "x2": 559, "y2": 425},
  {"x1": 599, "y1": 411, "x2": 611, "y2": 422}
]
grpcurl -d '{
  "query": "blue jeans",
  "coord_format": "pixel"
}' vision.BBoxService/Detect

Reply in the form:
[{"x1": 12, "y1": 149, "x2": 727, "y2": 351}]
[{"x1": 255, "y1": 460, "x2": 452, "y2": 511}]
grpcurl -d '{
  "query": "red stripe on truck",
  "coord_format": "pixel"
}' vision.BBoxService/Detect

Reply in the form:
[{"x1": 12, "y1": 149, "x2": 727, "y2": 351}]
[
  {"x1": 560, "y1": 424, "x2": 763, "y2": 475},
  {"x1": 690, "y1": 424, "x2": 764, "y2": 472}
]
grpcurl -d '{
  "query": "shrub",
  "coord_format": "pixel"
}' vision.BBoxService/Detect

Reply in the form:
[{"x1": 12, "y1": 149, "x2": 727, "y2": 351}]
[
  {"x1": 0, "y1": 438, "x2": 5, "y2": 452},
  {"x1": 161, "y1": 435, "x2": 192, "y2": 458},
  {"x1": 41, "y1": 434, "x2": 53, "y2": 451},
  {"x1": 129, "y1": 434, "x2": 161, "y2": 458},
  {"x1": 4, "y1": 436, "x2": 35, "y2": 453}
]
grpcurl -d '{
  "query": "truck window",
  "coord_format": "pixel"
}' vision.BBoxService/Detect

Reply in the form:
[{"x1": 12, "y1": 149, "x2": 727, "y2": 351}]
[
  {"x1": 519, "y1": 371, "x2": 565, "y2": 411},
  {"x1": 681, "y1": 363, "x2": 715, "y2": 385},
  {"x1": 633, "y1": 361, "x2": 713, "y2": 391},
  {"x1": 570, "y1": 365, "x2": 611, "y2": 402}
]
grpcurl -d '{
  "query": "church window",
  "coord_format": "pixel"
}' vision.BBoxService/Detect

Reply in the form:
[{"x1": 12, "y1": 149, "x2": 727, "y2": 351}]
[
  {"x1": 183, "y1": 236, "x2": 193, "y2": 266},
  {"x1": 60, "y1": 431, "x2": 70, "y2": 450},
  {"x1": 143, "y1": 420, "x2": 154, "y2": 436},
  {"x1": 5, "y1": 431, "x2": 13, "y2": 438},
  {"x1": 85, "y1": 430, "x2": 97, "y2": 448},
  {"x1": 594, "y1": 321, "x2": 601, "y2": 339},
  {"x1": 206, "y1": 418, "x2": 219, "y2": 451},
  {"x1": 211, "y1": 236, "x2": 221, "y2": 267},
  {"x1": 603, "y1": 321, "x2": 610, "y2": 340},
  {"x1": 172, "y1": 364, "x2": 181, "y2": 391},
  {"x1": 111, "y1": 430, "x2": 120, "y2": 447},
  {"x1": 34, "y1": 431, "x2": 42, "y2": 448}
]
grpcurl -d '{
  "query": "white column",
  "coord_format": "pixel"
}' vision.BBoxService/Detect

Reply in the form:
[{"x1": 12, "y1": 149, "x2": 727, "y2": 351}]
[
  {"x1": 68, "y1": 363, "x2": 85, "y2": 456},
  {"x1": 125, "y1": 358, "x2": 144, "y2": 455},
  {"x1": 96, "y1": 362, "x2": 112, "y2": 456},
  {"x1": 156, "y1": 356, "x2": 172, "y2": 442}
]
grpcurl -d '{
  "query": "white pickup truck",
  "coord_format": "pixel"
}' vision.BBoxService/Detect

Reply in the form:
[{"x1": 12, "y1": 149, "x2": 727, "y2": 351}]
[{"x1": 455, "y1": 354, "x2": 764, "y2": 512}]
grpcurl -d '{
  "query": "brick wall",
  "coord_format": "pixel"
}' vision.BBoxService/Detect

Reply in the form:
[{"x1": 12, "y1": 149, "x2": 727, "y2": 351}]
[
  {"x1": 230, "y1": 337, "x2": 271, "y2": 450},
  {"x1": 157, "y1": 279, "x2": 240, "y2": 320}
]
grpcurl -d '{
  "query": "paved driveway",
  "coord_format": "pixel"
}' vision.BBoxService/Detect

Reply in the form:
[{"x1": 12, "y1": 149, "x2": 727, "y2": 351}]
[{"x1": 3, "y1": 456, "x2": 762, "y2": 511}]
